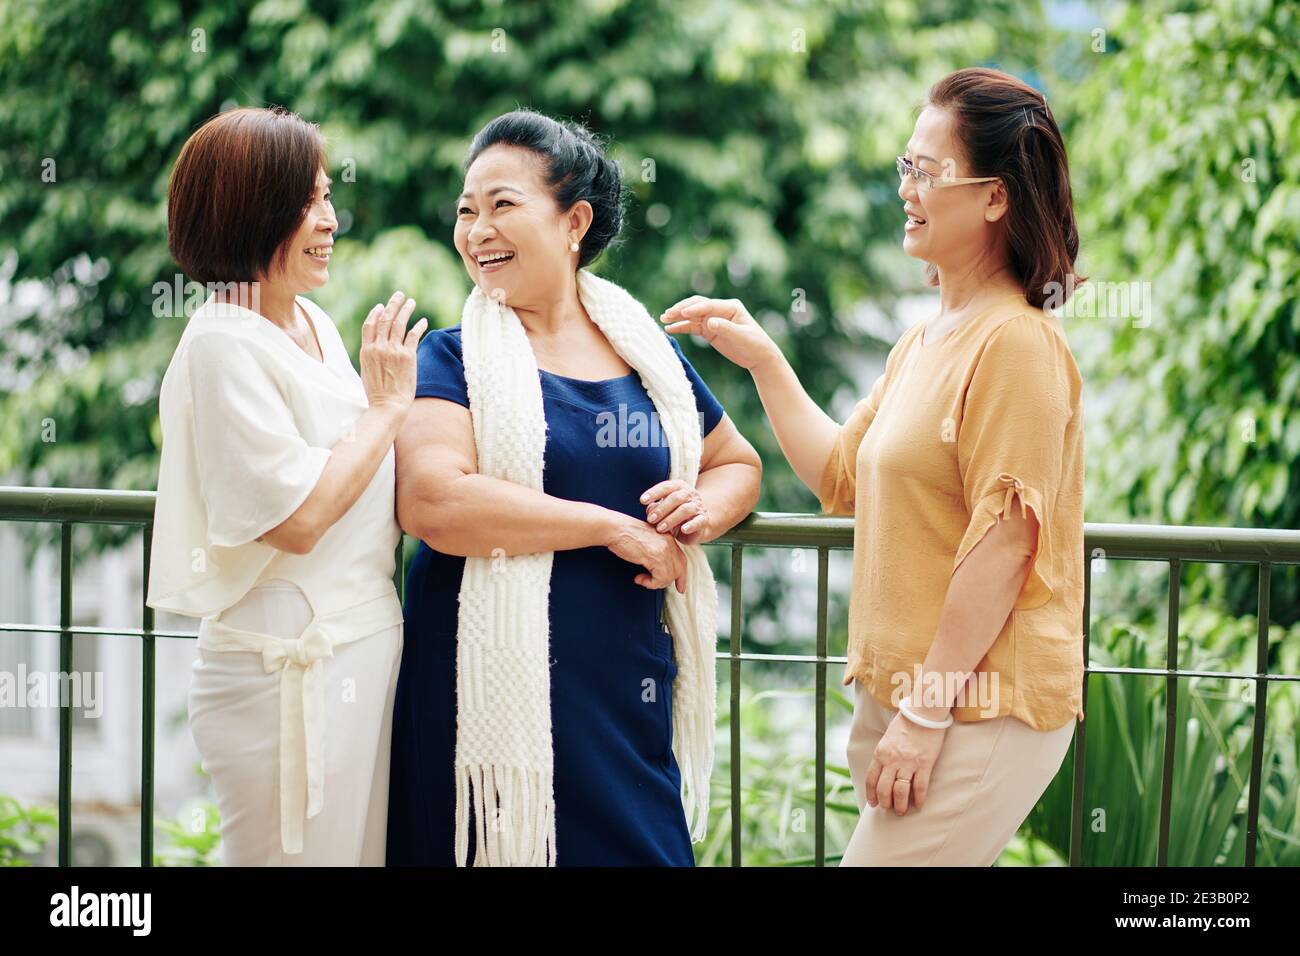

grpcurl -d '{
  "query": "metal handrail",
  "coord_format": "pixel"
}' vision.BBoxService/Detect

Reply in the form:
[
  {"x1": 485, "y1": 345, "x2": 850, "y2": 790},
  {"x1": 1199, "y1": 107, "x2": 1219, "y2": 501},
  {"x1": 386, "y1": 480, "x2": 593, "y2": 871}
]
[{"x1": 2, "y1": 485, "x2": 1297, "y2": 867}]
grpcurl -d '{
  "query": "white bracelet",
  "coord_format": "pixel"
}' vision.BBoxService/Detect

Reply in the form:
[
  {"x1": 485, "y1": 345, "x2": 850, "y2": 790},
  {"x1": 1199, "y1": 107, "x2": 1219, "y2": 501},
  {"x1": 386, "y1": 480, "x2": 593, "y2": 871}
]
[{"x1": 897, "y1": 696, "x2": 954, "y2": 729}]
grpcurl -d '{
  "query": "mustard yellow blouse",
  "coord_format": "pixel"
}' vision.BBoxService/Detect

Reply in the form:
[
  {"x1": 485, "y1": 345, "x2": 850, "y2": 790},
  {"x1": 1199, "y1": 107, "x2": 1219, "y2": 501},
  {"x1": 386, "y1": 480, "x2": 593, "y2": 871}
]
[{"x1": 819, "y1": 295, "x2": 1085, "y2": 731}]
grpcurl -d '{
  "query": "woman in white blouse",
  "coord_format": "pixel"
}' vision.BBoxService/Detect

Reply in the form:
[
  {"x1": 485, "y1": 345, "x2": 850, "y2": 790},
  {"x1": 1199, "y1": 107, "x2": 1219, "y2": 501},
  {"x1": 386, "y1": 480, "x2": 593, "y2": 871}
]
[{"x1": 146, "y1": 106, "x2": 426, "y2": 865}]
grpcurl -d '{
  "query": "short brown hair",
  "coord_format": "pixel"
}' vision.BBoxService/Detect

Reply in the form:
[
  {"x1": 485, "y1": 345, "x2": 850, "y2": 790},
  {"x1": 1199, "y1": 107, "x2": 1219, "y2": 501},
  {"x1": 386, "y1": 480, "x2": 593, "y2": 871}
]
[
  {"x1": 167, "y1": 106, "x2": 325, "y2": 284},
  {"x1": 924, "y1": 68, "x2": 1083, "y2": 309}
]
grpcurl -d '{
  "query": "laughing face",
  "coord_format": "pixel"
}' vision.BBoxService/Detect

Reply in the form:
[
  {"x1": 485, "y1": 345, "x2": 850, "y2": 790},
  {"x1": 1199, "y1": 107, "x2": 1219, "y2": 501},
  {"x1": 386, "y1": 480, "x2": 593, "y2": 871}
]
[
  {"x1": 453, "y1": 144, "x2": 589, "y2": 310},
  {"x1": 265, "y1": 167, "x2": 337, "y2": 292},
  {"x1": 899, "y1": 106, "x2": 1008, "y2": 273}
]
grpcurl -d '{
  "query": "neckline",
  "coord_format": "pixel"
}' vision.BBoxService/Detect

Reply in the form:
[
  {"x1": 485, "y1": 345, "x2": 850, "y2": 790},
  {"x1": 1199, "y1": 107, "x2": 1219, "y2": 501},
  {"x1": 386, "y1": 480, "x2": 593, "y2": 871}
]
[
  {"x1": 294, "y1": 300, "x2": 326, "y2": 365},
  {"x1": 448, "y1": 322, "x2": 638, "y2": 386},
  {"x1": 200, "y1": 294, "x2": 337, "y2": 375},
  {"x1": 538, "y1": 367, "x2": 637, "y2": 386},
  {"x1": 919, "y1": 294, "x2": 1029, "y2": 348}
]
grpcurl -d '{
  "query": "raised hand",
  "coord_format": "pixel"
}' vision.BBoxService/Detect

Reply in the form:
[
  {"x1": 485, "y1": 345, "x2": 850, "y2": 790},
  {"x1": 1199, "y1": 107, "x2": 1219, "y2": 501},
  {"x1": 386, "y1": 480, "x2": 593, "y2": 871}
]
[
  {"x1": 659, "y1": 296, "x2": 779, "y2": 371},
  {"x1": 360, "y1": 291, "x2": 428, "y2": 412}
]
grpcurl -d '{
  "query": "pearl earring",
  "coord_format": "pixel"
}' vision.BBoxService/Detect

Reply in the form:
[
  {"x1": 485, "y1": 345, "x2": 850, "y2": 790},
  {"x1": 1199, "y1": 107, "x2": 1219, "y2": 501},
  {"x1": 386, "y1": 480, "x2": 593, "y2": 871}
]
[{"x1": 569, "y1": 241, "x2": 580, "y2": 252}]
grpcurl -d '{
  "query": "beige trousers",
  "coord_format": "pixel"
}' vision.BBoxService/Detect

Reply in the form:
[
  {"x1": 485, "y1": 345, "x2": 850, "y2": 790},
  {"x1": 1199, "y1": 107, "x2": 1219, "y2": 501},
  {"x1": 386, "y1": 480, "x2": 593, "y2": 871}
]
[{"x1": 840, "y1": 678, "x2": 1075, "y2": 866}]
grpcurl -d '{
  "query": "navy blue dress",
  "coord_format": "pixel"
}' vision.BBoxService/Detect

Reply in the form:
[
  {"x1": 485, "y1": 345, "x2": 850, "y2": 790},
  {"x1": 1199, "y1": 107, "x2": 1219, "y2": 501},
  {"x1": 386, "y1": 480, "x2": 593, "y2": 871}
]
[{"x1": 386, "y1": 325, "x2": 725, "y2": 867}]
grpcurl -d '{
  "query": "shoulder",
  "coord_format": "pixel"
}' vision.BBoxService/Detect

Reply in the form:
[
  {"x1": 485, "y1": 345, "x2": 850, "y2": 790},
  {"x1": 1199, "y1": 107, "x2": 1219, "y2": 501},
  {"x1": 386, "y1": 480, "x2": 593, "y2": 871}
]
[
  {"x1": 978, "y1": 297, "x2": 1071, "y2": 351},
  {"x1": 181, "y1": 315, "x2": 288, "y2": 399},
  {"x1": 184, "y1": 322, "x2": 276, "y2": 370},
  {"x1": 663, "y1": 331, "x2": 710, "y2": 386},
  {"x1": 411, "y1": 325, "x2": 471, "y2": 406},
  {"x1": 418, "y1": 324, "x2": 464, "y2": 362},
  {"x1": 979, "y1": 306, "x2": 1082, "y2": 402}
]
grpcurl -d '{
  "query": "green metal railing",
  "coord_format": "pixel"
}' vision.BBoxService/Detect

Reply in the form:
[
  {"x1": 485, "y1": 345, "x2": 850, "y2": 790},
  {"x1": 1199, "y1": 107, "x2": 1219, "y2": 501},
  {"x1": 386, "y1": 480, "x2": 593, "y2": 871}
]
[{"x1": 2, "y1": 485, "x2": 1298, "y2": 867}]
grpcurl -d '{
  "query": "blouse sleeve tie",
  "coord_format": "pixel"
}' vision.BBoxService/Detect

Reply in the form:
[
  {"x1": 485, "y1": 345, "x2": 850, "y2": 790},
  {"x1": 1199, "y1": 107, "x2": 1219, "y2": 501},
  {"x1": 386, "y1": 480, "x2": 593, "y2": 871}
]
[
  {"x1": 997, "y1": 472, "x2": 1028, "y2": 520},
  {"x1": 953, "y1": 471, "x2": 1054, "y2": 612}
]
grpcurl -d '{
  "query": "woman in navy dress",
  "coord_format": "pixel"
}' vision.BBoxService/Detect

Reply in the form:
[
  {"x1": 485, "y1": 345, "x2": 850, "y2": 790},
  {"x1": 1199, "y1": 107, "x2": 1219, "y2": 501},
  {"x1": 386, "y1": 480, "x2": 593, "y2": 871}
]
[{"x1": 385, "y1": 110, "x2": 762, "y2": 866}]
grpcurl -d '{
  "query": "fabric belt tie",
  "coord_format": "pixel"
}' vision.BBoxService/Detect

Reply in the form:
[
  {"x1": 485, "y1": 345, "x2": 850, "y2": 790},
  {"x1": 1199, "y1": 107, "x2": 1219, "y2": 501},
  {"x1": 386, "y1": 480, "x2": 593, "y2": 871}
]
[
  {"x1": 197, "y1": 615, "x2": 337, "y2": 855},
  {"x1": 261, "y1": 623, "x2": 333, "y2": 854}
]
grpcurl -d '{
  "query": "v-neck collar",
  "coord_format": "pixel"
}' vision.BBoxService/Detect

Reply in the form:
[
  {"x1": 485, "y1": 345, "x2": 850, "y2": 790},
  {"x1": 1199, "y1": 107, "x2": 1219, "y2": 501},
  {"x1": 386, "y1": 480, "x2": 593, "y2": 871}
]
[
  {"x1": 196, "y1": 294, "x2": 349, "y2": 383},
  {"x1": 291, "y1": 299, "x2": 326, "y2": 365}
]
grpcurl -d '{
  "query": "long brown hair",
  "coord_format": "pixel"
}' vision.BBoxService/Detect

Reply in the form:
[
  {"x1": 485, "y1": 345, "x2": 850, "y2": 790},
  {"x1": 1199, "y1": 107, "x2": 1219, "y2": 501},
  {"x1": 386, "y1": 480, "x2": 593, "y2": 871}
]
[{"x1": 924, "y1": 68, "x2": 1083, "y2": 309}]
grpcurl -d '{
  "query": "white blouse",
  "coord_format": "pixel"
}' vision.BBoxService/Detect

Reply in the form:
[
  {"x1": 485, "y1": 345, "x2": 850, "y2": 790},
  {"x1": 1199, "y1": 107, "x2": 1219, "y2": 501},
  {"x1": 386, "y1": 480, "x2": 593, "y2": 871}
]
[{"x1": 146, "y1": 293, "x2": 402, "y2": 622}]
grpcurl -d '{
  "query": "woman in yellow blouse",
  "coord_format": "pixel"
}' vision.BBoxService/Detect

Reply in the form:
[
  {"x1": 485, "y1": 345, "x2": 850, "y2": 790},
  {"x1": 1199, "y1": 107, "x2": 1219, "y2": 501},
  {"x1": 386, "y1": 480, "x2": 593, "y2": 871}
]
[{"x1": 661, "y1": 67, "x2": 1086, "y2": 866}]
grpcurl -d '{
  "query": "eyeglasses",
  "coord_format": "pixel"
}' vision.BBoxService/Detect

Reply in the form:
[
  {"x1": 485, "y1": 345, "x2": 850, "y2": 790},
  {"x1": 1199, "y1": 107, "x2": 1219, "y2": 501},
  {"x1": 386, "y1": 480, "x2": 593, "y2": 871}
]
[{"x1": 896, "y1": 156, "x2": 999, "y2": 192}]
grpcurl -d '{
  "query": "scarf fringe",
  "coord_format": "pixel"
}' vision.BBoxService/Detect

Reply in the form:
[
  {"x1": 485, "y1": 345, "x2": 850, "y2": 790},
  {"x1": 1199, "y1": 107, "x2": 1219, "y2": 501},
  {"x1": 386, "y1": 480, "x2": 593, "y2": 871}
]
[{"x1": 455, "y1": 763, "x2": 556, "y2": 866}]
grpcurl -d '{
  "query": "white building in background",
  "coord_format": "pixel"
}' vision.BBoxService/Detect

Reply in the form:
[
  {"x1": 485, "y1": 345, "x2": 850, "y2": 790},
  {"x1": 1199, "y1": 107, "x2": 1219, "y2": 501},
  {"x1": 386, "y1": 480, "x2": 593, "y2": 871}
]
[{"x1": 0, "y1": 523, "x2": 208, "y2": 866}]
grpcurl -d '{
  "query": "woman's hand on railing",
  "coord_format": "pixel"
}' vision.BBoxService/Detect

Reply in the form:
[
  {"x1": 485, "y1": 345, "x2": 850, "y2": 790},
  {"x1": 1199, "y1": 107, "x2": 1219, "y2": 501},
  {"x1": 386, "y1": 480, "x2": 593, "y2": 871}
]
[
  {"x1": 659, "y1": 296, "x2": 781, "y2": 372},
  {"x1": 641, "y1": 478, "x2": 710, "y2": 546}
]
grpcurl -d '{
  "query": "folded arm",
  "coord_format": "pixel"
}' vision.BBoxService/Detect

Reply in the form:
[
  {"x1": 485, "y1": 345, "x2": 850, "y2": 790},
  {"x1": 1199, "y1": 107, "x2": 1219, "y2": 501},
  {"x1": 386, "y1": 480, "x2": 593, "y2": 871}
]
[{"x1": 395, "y1": 396, "x2": 626, "y2": 557}]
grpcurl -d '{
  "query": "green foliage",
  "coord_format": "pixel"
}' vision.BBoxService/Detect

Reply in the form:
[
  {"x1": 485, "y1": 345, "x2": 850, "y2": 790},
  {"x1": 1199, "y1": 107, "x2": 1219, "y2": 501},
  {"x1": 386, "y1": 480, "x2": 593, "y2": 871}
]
[
  {"x1": 698, "y1": 681, "x2": 861, "y2": 865},
  {"x1": 1062, "y1": 0, "x2": 1300, "y2": 622},
  {"x1": 1024, "y1": 605, "x2": 1300, "y2": 866},
  {"x1": 153, "y1": 800, "x2": 222, "y2": 866},
  {"x1": 0, "y1": 795, "x2": 56, "y2": 865}
]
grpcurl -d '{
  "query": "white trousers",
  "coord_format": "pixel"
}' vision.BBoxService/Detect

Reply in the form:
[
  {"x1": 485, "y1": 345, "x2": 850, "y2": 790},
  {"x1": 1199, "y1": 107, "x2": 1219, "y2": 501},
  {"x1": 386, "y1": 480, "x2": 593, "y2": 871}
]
[{"x1": 187, "y1": 580, "x2": 402, "y2": 866}]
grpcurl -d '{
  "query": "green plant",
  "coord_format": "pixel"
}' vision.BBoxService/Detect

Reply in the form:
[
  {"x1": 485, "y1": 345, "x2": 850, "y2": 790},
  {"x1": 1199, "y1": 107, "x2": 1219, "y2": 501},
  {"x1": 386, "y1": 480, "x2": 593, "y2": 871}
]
[
  {"x1": 698, "y1": 681, "x2": 861, "y2": 866},
  {"x1": 0, "y1": 795, "x2": 56, "y2": 866},
  {"x1": 152, "y1": 800, "x2": 222, "y2": 867},
  {"x1": 1023, "y1": 610, "x2": 1300, "y2": 866}
]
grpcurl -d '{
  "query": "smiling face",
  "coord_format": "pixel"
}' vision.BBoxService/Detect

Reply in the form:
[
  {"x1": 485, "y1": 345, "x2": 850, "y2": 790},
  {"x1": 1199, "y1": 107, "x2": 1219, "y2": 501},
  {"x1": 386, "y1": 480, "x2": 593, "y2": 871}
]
[
  {"x1": 263, "y1": 167, "x2": 337, "y2": 293},
  {"x1": 454, "y1": 144, "x2": 590, "y2": 308},
  {"x1": 899, "y1": 106, "x2": 1008, "y2": 274}
]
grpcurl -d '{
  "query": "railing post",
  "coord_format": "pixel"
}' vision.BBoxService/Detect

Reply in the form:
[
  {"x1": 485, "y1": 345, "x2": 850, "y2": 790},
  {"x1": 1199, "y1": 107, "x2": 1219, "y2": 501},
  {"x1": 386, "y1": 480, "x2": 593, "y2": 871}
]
[
  {"x1": 1069, "y1": 548, "x2": 1091, "y2": 866},
  {"x1": 58, "y1": 522, "x2": 73, "y2": 868},
  {"x1": 1157, "y1": 559, "x2": 1181, "y2": 867},
  {"x1": 141, "y1": 525, "x2": 156, "y2": 867},
  {"x1": 729, "y1": 544, "x2": 743, "y2": 867},
  {"x1": 814, "y1": 548, "x2": 828, "y2": 867},
  {"x1": 1244, "y1": 562, "x2": 1270, "y2": 866}
]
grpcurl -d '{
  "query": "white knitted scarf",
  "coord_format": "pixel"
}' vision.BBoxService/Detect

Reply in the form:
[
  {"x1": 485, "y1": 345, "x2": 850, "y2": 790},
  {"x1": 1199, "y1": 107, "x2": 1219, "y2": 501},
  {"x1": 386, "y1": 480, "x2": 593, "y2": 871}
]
[{"x1": 454, "y1": 268, "x2": 718, "y2": 866}]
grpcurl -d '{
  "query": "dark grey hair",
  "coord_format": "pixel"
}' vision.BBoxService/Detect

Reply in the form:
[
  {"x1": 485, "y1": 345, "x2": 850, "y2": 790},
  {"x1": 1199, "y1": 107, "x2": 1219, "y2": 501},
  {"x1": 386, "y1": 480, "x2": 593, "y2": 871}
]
[{"x1": 465, "y1": 109, "x2": 627, "y2": 268}]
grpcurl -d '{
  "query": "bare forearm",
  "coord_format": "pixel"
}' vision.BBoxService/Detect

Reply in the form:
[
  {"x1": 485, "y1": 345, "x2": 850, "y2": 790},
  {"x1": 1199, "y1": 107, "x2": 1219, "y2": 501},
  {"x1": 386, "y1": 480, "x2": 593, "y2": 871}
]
[
  {"x1": 266, "y1": 404, "x2": 405, "y2": 552},
  {"x1": 749, "y1": 350, "x2": 840, "y2": 496},
  {"x1": 912, "y1": 522, "x2": 1036, "y2": 720},
  {"x1": 405, "y1": 473, "x2": 623, "y2": 558}
]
